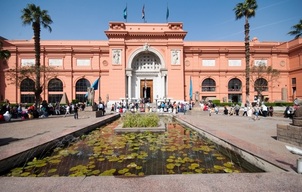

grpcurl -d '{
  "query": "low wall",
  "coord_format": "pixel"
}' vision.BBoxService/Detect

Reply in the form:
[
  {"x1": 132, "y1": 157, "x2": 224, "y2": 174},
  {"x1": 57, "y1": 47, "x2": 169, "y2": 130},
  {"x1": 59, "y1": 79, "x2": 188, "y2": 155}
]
[{"x1": 277, "y1": 124, "x2": 302, "y2": 147}]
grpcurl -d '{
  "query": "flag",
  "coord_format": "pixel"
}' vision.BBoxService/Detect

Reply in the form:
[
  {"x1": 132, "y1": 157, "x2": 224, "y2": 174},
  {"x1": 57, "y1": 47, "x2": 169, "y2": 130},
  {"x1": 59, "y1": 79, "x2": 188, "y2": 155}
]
[
  {"x1": 142, "y1": 5, "x2": 145, "y2": 19},
  {"x1": 166, "y1": 6, "x2": 169, "y2": 21},
  {"x1": 91, "y1": 78, "x2": 99, "y2": 91},
  {"x1": 123, "y1": 6, "x2": 127, "y2": 20},
  {"x1": 189, "y1": 76, "x2": 193, "y2": 100}
]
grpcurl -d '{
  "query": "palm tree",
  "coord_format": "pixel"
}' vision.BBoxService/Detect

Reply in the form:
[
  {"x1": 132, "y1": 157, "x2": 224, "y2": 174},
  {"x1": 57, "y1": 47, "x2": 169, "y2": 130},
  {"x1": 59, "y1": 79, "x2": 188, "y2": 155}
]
[
  {"x1": 0, "y1": 42, "x2": 11, "y2": 61},
  {"x1": 233, "y1": 0, "x2": 258, "y2": 105},
  {"x1": 21, "y1": 4, "x2": 53, "y2": 108},
  {"x1": 288, "y1": 19, "x2": 302, "y2": 39}
]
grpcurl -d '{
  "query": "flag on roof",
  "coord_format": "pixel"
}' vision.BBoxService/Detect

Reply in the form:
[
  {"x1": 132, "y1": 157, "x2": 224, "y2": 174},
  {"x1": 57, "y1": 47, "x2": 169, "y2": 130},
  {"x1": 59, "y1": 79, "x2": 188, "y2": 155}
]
[
  {"x1": 142, "y1": 5, "x2": 145, "y2": 20},
  {"x1": 166, "y1": 6, "x2": 169, "y2": 22},
  {"x1": 123, "y1": 5, "x2": 127, "y2": 20}
]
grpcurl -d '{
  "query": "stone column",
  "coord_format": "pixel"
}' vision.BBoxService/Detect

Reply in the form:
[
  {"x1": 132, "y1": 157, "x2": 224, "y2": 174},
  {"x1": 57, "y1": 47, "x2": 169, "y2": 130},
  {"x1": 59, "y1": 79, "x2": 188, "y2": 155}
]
[
  {"x1": 127, "y1": 75, "x2": 132, "y2": 100},
  {"x1": 126, "y1": 69, "x2": 132, "y2": 101}
]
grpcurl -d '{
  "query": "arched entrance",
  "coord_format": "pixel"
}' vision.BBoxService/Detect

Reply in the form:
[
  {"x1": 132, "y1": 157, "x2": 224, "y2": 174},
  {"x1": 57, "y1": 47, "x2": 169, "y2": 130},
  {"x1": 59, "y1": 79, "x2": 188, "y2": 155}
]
[{"x1": 126, "y1": 45, "x2": 167, "y2": 103}]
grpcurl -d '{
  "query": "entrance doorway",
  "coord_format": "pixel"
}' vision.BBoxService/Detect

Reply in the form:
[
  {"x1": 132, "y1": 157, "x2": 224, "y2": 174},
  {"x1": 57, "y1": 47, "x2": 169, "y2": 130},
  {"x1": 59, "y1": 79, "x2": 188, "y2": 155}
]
[{"x1": 140, "y1": 80, "x2": 153, "y2": 102}]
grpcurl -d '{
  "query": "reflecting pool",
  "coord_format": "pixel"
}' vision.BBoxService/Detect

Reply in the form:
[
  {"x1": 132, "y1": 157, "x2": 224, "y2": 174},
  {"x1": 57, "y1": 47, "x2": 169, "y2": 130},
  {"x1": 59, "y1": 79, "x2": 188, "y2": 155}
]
[{"x1": 6, "y1": 118, "x2": 259, "y2": 177}]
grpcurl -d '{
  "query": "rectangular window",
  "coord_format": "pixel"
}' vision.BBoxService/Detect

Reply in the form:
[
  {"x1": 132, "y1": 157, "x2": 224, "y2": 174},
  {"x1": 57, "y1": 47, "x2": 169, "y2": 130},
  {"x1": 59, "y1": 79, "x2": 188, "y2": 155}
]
[
  {"x1": 76, "y1": 59, "x2": 90, "y2": 66},
  {"x1": 21, "y1": 94, "x2": 35, "y2": 103},
  {"x1": 49, "y1": 59, "x2": 63, "y2": 66},
  {"x1": 228, "y1": 60, "x2": 241, "y2": 66},
  {"x1": 254, "y1": 60, "x2": 267, "y2": 66},
  {"x1": 48, "y1": 94, "x2": 63, "y2": 103},
  {"x1": 21, "y1": 59, "x2": 35, "y2": 67},
  {"x1": 76, "y1": 94, "x2": 87, "y2": 103},
  {"x1": 292, "y1": 78, "x2": 296, "y2": 85},
  {"x1": 202, "y1": 60, "x2": 215, "y2": 66}
]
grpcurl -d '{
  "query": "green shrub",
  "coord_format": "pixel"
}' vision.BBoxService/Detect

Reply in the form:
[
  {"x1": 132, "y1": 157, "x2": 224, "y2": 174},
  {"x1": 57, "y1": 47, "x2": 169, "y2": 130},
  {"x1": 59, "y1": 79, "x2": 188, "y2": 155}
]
[
  {"x1": 122, "y1": 113, "x2": 159, "y2": 128},
  {"x1": 212, "y1": 100, "x2": 220, "y2": 105}
]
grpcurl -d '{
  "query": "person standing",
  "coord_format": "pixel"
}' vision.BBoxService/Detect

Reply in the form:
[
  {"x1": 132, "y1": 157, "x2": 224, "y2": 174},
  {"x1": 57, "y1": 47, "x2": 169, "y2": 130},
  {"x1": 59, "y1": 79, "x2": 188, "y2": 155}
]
[
  {"x1": 234, "y1": 104, "x2": 240, "y2": 116},
  {"x1": 268, "y1": 106, "x2": 274, "y2": 117},
  {"x1": 261, "y1": 103, "x2": 268, "y2": 117},
  {"x1": 64, "y1": 105, "x2": 70, "y2": 117},
  {"x1": 253, "y1": 104, "x2": 260, "y2": 120},
  {"x1": 74, "y1": 104, "x2": 79, "y2": 119},
  {"x1": 242, "y1": 104, "x2": 248, "y2": 116}
]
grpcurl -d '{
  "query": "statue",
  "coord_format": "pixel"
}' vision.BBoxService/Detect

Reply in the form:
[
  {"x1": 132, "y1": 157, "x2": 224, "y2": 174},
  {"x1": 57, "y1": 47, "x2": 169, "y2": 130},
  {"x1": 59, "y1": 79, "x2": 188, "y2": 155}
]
[
  {"x1": 172, "y1": 50, "x2": 179, "y2": 64},
  {"x1": 143, "y1": 43, "x2": 149, "y2": 52},
  {"x1": 112, "y1": 50, "x2": 121, "y2": 64}
]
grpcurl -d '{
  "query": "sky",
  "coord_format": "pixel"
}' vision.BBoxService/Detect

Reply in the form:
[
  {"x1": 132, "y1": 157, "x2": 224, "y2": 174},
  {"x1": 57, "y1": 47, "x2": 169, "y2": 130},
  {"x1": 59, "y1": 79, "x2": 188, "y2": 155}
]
[{"x1": 1, "y1": 0, "x2": 301, "y2": 42}]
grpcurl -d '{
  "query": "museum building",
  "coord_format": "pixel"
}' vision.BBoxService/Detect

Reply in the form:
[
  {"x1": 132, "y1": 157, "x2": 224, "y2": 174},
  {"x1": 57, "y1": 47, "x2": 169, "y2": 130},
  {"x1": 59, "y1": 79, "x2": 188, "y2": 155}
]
[{"x1": 0, "y1": 22, "x2": 301, "y2": 105}]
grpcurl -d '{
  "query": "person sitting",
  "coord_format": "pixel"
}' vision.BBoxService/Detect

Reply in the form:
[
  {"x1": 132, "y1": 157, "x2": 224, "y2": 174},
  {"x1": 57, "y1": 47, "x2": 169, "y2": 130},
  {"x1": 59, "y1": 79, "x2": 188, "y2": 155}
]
[{"x1": 3, "y1": 111, "x2": 12, "y2": 122}]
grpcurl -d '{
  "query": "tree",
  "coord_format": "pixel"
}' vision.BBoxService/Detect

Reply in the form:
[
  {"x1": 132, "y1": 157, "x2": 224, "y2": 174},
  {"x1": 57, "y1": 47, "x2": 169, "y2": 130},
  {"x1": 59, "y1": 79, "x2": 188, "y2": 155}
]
[
  {"x1": 233, "y1": 0, "x2": 258, "y2": 105},
  {"x1": 0, "y1": 41, "x2": 11, "y2": 61},
  {"x1": 21, "y1": 4, "x2": 53, "y2": 108},
  {"x1": 250, "y1": 64, "x2": 280, "y2": 103},
  {"x1": 288, "y1": 19, "x2": 302, "y2": 39},
  {"x1": 5, "y1": 65, "x2": 58, "y2": 89}
]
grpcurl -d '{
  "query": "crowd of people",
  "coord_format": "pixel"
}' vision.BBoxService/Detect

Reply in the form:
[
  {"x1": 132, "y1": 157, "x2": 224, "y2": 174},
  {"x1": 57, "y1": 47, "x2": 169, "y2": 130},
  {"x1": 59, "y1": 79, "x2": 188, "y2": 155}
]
[
  {"x1": 1, "y1": 98, "x2": 300, "y2": 122},
  {"x1": 0, "y1": 100, "x2": 86, "y2": 122},
  {"x1": 108, "y1": 99, "x2": 194, "y2": 115}
]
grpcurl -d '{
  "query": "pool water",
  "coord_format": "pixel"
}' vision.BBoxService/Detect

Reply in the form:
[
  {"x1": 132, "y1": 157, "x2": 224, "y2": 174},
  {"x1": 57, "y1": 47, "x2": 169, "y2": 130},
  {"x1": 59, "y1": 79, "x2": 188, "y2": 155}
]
[{"x1": 7, "y1": 119, "x2": 252, "y2": 177}]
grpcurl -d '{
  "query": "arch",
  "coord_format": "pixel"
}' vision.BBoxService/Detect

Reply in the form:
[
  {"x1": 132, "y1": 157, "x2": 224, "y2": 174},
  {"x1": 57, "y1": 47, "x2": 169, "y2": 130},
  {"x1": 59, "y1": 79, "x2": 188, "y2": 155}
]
[
  {"x1": 228, "y1": 78, "x2": 242, "y2": 92},
  {"x1": 127, "y1": 46, "x2": 166, "y2": 69},
  {"x1": 20, "y1": 78, "x2": 35, "y2": 103},
  {"x1": 201, "y1": 78, "x2": 216, "y2": 92},
  {"x1": 131, "y1": 52, "x2": 161, "y2": 72},
  {"x1": 76, "y1": 78, "x2": 91, "y2": 92},
  {"x1": 20, "y1": 78, "x2": 35, "y2": 92},
  {"x1": 75, "y1": 78, "x2": 91, "y2": 102},
  {"x1": 48, "y1": 78, "x2": 63, "y2": 92},
  {"x1": 254, "y1": 78, "x2": 268, "y2": 92}
]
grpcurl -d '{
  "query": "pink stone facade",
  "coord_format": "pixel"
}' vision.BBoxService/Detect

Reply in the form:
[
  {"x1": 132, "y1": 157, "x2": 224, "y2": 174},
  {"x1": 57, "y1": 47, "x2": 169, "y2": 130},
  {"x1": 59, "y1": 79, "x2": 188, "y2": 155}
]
[{"x1": 0, "y1": 22, "x2": 302, "y2": 105}]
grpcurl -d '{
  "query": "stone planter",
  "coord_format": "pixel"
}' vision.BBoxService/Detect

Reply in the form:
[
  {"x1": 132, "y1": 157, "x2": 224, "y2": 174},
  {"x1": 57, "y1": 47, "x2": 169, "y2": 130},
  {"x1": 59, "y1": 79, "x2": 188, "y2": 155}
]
[{"x1": 292, "y1": 117, "x2": 302, "y2": 127}]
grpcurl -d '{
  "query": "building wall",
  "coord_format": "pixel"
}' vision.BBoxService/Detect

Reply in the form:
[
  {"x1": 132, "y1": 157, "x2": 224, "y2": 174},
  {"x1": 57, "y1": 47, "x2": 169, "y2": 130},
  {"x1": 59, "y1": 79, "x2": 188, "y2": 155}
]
[{"x1": 1, "y1": 22, "x2": 301, "y2": 105}]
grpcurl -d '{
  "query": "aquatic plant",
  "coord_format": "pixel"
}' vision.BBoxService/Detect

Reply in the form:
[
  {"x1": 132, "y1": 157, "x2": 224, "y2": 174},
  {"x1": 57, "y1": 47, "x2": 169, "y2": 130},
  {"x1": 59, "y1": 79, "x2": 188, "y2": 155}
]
[{"x1": 122, "y1": 113, "x2": 159, "y2": 127}]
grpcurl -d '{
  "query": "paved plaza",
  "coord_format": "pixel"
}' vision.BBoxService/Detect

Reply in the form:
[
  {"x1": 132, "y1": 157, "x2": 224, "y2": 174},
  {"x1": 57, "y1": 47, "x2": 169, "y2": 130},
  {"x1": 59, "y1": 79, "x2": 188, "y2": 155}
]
[{"x1": 0, "y1": 107, "x2": 301, "y2": 192}]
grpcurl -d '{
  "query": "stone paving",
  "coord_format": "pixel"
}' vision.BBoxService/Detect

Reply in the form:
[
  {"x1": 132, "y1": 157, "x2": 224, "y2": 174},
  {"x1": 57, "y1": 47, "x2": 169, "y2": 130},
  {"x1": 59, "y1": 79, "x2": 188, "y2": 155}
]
[{"x1": 0, "y1": 107, "x2": 301, "y2": 192}]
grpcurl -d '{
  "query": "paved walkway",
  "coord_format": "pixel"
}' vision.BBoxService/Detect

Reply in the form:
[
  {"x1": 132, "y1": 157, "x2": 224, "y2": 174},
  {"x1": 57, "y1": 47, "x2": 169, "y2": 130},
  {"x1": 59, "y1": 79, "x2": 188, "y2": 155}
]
[{"x1": 0, "y1": 108, "x2": 301, "y2": 192}]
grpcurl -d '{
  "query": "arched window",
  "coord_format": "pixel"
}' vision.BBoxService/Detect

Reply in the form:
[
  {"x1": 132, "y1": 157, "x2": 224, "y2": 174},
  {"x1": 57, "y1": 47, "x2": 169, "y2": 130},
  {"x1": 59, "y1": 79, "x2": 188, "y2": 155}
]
[
  {"x1": 254, "y1": 78, "x2": 268, "y2": 92},
  {"x1": 76, "y1": 78, "x2": 90, "y2": 92},
  {"x1": 20, "y1": 78, "x2": 35, "y2": 103},
  {"x1": 48, "y1": 78, "x2": 63, "y2": 92},
  {"x1": 48, "y1": 78, "x2": 63, "y2": 103},
  {"x1": 228, "y1": 78, "x2": 242, "y2": 92},
  {"x1": 202, "y1": 78, "x2": 216, "y2": 92},
  {"x1": 76, "y1": 78, "x2": 90, "y2": 102},
  {"x1": 20, "y1": 78, "x2": 35, "y2": 92}
]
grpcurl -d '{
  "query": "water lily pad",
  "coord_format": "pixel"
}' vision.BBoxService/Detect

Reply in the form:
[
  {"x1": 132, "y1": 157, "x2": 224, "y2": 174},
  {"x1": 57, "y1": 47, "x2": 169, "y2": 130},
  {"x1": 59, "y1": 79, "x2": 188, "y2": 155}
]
[
  {"x1": 216, "y1": 156, "x2": 226, "y2": 160},
  {"x1": 213, "y1": 165, "x2": 224, "y2": 170},
  {"x1": 166, "y1": 159, "x2": 174, "y2": 163},
  {"x1": 48, "y1": 159, "x2": 61, "y2": 164},
  {"x1": 118, "y1": 168, "x2": 129, "y2": 174},
  {"x1": 127, "y1": 162, "x2": 138, "y2": 168},
  {"x1": 48, "y1": 168, "x2": 57, "y2": 173},
  {"x1": 223, "y1": 168, "x2": 233, "y2": 173},
  {"x1": 223, "y1": 162, "x2": 234, "y2": 168},
  {"x1": 166, "y1": 163, "x2": 175, "y2": 170},
  {"x1": 100, "y1": 169, "x2": 116, "y2": 176},
  {"x1": 20, "y1": 172, "x2": 31, "y2": 177}
]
